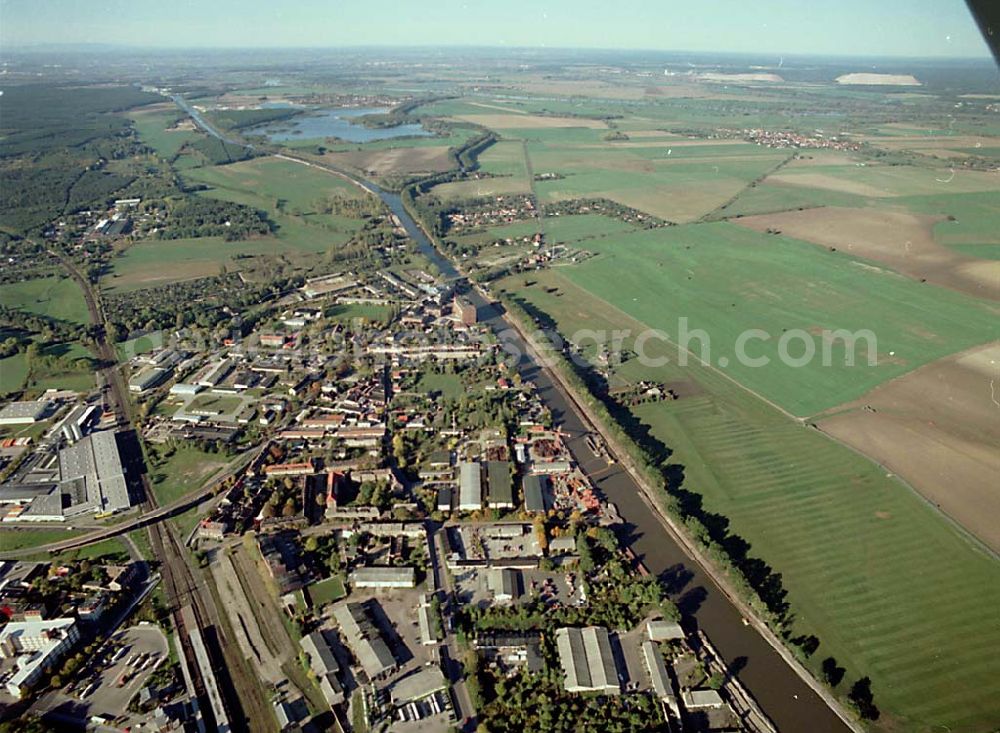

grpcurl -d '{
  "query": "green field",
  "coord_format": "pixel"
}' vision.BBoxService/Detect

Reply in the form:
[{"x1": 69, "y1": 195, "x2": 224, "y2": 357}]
[
  {"x1": 0, "y1": 276, "x2": 88, "y2": 324},
  {"x1": 432, "y1": 176, "x2": 531, "y2": 200},
  {"x1": 148, "y1": 445, "x2": 228, "y2": 506},
  {"x1": 501, "y1": 269, "x2": 1000, "y2": 732},
  {"x1": 186, "y1": 393, "x2": 243, "y2": 414},
  {"x1": 182, "y1": 156, "x2": 362, "y2": 212},
  {"x1": 105, "y1": 222, "x2": 355, "y2": 291},
  {"x1": 0, "y1": 353, "x2": 29, "y2": 394},
  {"x1": 715, "y1": 180, "x2": 872, "y2": 219},
  {"x1": 0, "y1": 527, "x2": 86, "y2": 553},
  {"x1": 477, "y1": 140, "x2": 530, "y2": 179},
  {"x1": 129, "y1": 108, "x2": 195, "y2": 159},
  {"x1": 417, "y1": 372, "x2": 464, "y2": 399},
  {"x1": 305, "y1": 575, "x2": 347, "y2": 607},
  {"x1": 894, "y1": 191, "x2": 1000, "y2": 258},
  {"x1": 89, "y1": 155, "x2": 376, "y2": 290},
  {"x1": 551, "y1": 222, "x2": 997, "y2": 417},
  {"x1": 24, "y1": 340, "x2": 96, "y2": 395},
  {"x1": 772, "y1": 162, "x2": 1000, "y2": 198}
]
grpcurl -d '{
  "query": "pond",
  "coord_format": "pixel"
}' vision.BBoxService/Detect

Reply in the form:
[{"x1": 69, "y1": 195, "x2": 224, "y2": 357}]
[{"x1": 245, "y1": 106, "x2": 433, "y2": 143}]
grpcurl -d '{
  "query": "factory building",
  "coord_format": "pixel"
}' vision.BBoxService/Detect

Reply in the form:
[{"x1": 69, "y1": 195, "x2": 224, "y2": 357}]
[
  {"x1": 458, "y1": 462, "x2": 483, "y2": 511},
  {"x1": 555, "y1": 626, "x2": 621, "y2": 695},
  {"x1": 332, "y1": 602, "x2": 397, "y2": 681},
  {"x1": 486, "y1": 460, "x2": 514, "y2": 509},
  {"x1": 523, "y1": 474, "x2": 551, "y2": 513},
  {"x1": 54, "y1": 431, "x2": 133, "y2": 516},
  {"x1": 348, "y1": 566, "x2": 416, "y2": 589},
  {"x1": 128, "y1": 366, "x2": 171, "y2": 394},
  {"x1": 0, "y1": 401, "x2": 53, "y2": 426}
]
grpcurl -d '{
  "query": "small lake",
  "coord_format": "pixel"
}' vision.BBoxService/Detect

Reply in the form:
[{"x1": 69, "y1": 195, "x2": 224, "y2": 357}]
[{"x1": 246, "y1": 106, "x2": 433, "y2": 143}]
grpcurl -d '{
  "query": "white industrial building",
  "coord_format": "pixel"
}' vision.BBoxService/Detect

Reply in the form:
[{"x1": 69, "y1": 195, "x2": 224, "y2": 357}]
[
  {"x1": 0, "y1": 400, "x2": 53, "y2": 426},
  {"x1": 348, "y1": 566, "x2": 416, "y2": 589},
  {"x1": 555, "y1": 626, "x2": 621, "y2": 695},
  {"x1": 647, "y1": 619, "x2": 684, "y2": 642},
  {"x1": 458, "y1": 462, "x2": 483, "y2": 511},
  {"x1": 129, "y1": 366, "x2": 171, "y2": 393}
]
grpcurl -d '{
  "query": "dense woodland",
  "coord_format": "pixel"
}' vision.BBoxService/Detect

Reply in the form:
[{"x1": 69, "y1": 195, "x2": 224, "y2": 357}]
[{"x1": 154, "y1": 197, "x2": 273, "y2": 241}]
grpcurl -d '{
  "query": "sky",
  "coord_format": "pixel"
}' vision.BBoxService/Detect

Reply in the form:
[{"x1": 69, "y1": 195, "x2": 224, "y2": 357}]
[{"x1": 0, "y1": 0, "x2": 992, "y2": 58}]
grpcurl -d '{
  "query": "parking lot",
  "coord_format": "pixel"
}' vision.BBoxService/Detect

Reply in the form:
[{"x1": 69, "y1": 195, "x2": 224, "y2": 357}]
[{"x1": 47, "y1": 624, "x2": 170, "y2": 724}]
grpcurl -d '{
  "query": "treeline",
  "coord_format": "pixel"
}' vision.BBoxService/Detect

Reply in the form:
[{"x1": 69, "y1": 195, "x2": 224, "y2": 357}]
[
  {"x1": 156, "y1": 197, "x2": 272, "y2": 241},
  {"x1": 207, "y1": 107, "x2": 301, "y2": 132},
  {"x1": 545, "y1": 198, "x2": 672, "y2": 228}
]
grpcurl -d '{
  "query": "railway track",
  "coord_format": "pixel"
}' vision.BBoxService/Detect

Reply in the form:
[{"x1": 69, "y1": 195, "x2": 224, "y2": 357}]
[{"x1": 48, "y1": 250, "x2": 259, "y2": 731}]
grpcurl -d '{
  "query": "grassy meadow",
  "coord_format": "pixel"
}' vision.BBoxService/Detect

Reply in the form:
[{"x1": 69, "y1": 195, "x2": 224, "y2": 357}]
[
  {"x1": 0, "y1": 276, "x2": 88, "y2": 324},
  {"x1": 550, "y1": 222, "x2": 998, "y2": 417}
]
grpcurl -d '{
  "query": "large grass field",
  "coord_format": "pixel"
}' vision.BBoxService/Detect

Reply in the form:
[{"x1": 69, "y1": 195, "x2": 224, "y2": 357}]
[
  {"x1": 148, "y1": 445, "x2": 228, "y2": 506},
  {"x1": 500, "y1": 269, "x2": 1000, "y2": 732},
  {"x1": 551, "y1": 222, "x2": 998, "y2": 417},
  {"x1": 182, "y1": 156, "x2": 362, "y2": 212},
  {"x1": 105, "y1": 236, "x2": 273, "y2": 291},
  {"x1": 769, "y1": 162, "x2": 1000, "y2": 198},
  {"x1": 714, "y1": 180, "x2": 872, "y2": 219},
  {"x1": 0, "y1": 276, "x2": 88, "y2": 324},
  {"x1": 0, "y1": 353, "x2": 29, "y2": 394},
  {"x1": 129, "y1": 106, "x2": 196, "y2": 159},
  {"x1": 895, "y1": 191, "x2": 1000, "y2": 260},
  {"x1": 524, "y1": 139, "x2": 788, "y2": 223}
]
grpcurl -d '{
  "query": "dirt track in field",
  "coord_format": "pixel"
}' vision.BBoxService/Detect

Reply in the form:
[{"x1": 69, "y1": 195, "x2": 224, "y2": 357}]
[
  {"x1": 734, "y1": 206, "x2": 1000, "y2": 301},
  {"x1": 818, "y1": 342, "x2": 1000, "y2": 554}
]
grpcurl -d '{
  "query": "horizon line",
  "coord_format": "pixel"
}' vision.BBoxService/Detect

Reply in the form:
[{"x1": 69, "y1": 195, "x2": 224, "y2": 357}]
[{"x1": 0, "y1": 42, "x2": 993, "y2": 62}]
